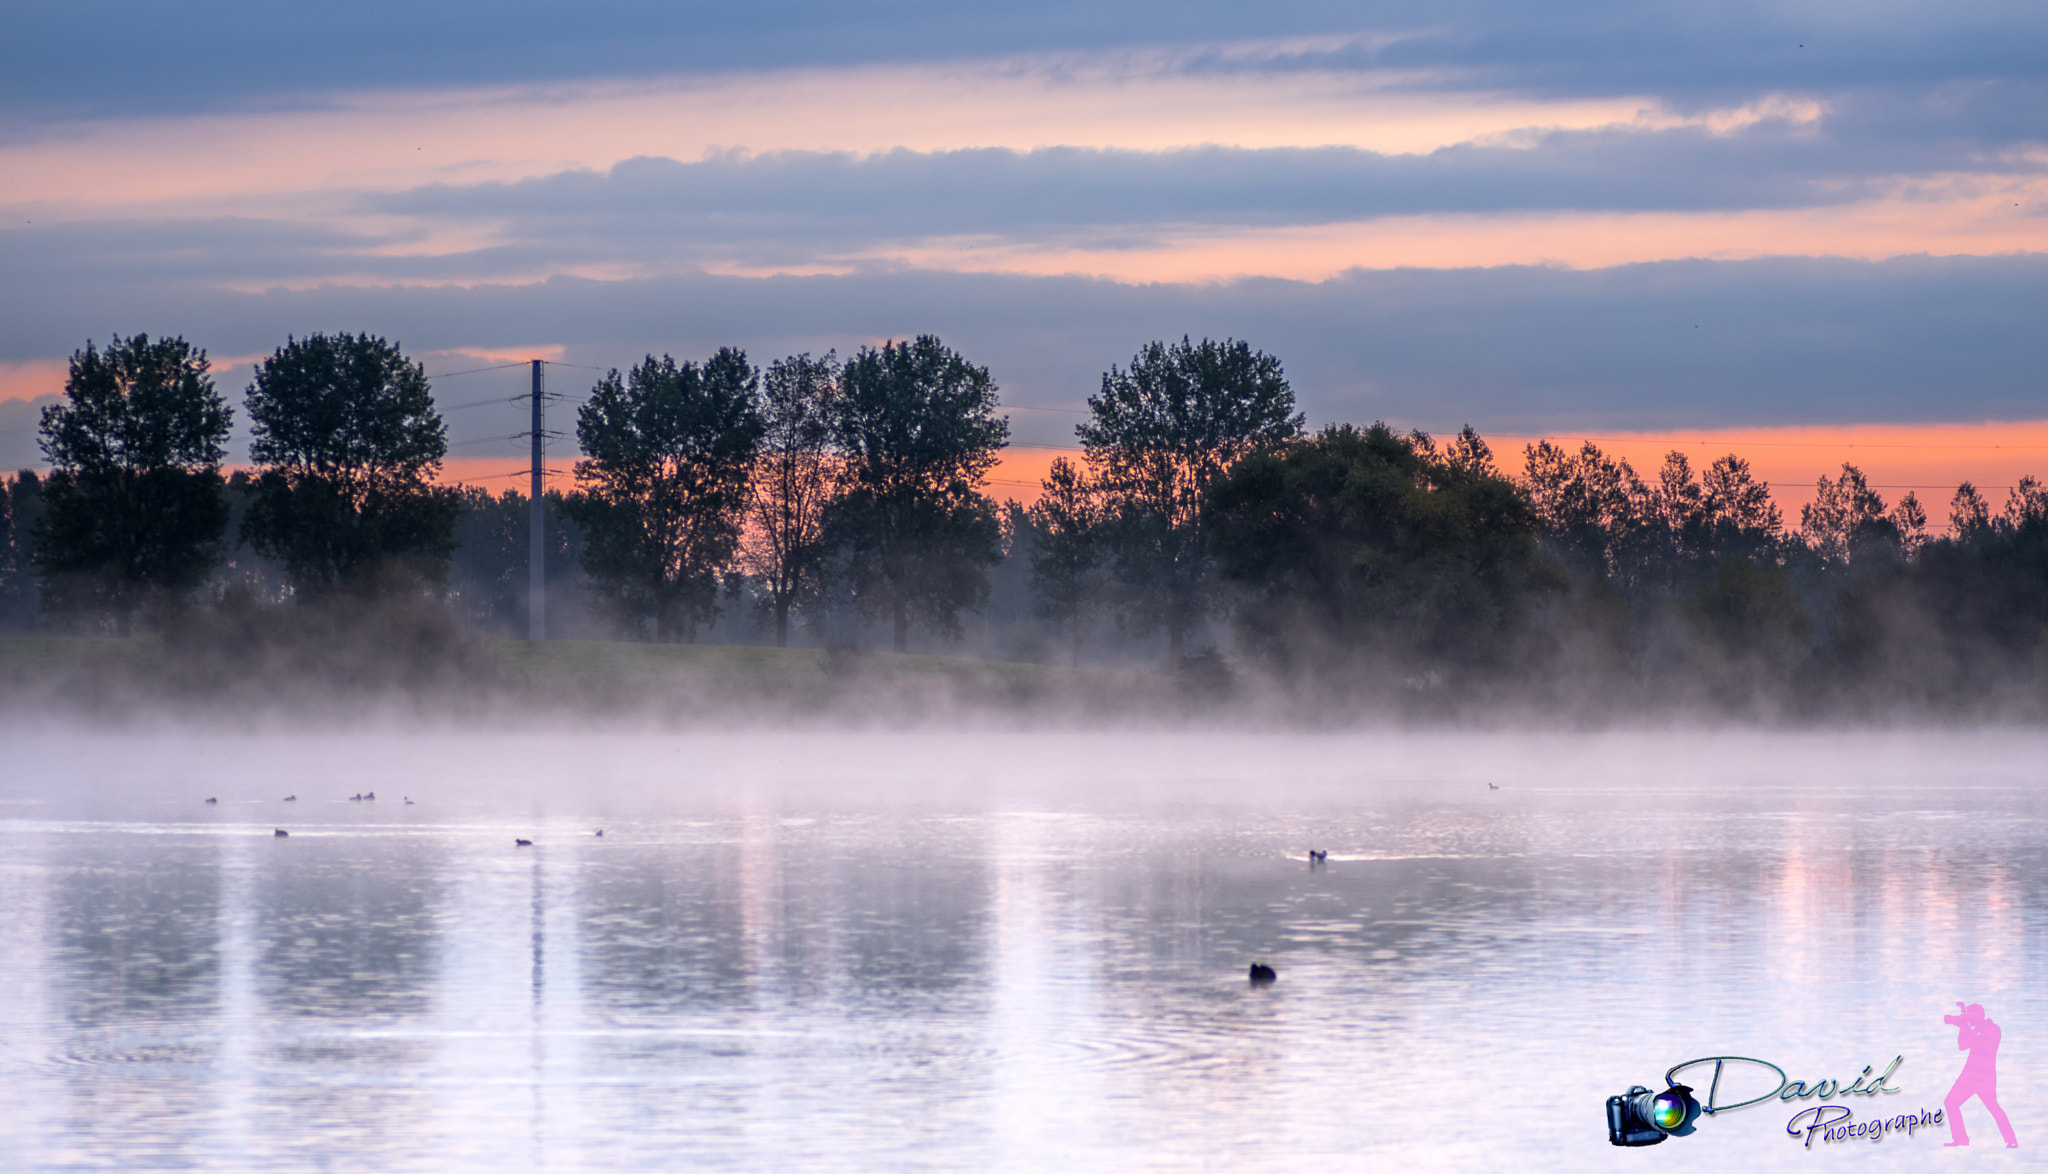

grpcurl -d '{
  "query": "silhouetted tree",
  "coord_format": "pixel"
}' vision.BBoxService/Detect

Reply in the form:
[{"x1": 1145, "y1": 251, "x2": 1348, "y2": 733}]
[
  {"x1": 1521, "y1": 440, "x2": 1662, "y2": 588},
  {"x1": 446, "y1": 485, "x2": 585, "y2": 633},
  {"x1": 1683, "y1": 556, "x2": 1810, "y2": 710},
  {"x1": 824, "y1": 336, "x2": 1008, "y2": 652},
  {"x1": 571, "y1": 349, "x2": 764, "y2": 641},
  {"x1": 242, "y1": 333, "x2": 459, "y2": 595},
  {"x1": 742, "y1": 352, "x2": 837, "y2": 647},
  {"x1": 0, "y1": 472, "x2": 44, "y2": 629},
  {"x1": 1949, "y1": 481, "x2": 1995, "y2": 543},
  {"x1": 1206, "y1": 423, "x2": 1550, "y2": 688},
  {"x1": 1698, "y1": 454, "x2": 1784, "y2": 562},
  {"x1": 1800, "y1": 463, "x2": 1918, "y2": 567},
  {"x1": 1080, "y1": 337, "x2": 1301, "y2": 665},
  {"x1": 34, "y1": 335, "x2": 232, "y2": 630},
  {"x1": 1027, "y1": 456, "x2": 1106, "y2": 667}
]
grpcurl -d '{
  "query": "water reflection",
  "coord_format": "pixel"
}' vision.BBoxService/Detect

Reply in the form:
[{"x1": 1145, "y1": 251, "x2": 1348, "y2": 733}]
[{"x1": 0, "y1": 731, "x2": 2043, "y2": 1171}]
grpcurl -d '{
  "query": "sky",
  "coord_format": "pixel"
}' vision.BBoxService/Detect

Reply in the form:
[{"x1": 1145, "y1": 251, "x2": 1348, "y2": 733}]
[{"x1": 2, "y1": 0, "x2": 2044, "y2": 508}]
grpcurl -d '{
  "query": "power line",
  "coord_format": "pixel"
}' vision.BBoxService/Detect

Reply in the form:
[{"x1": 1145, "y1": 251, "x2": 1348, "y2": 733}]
[
  {"x1": 448, "y1": 433, "x2": 524, "y2": 449},
  {"x1": 424, "y1": 361, "x2": 529, "y2": 381}
]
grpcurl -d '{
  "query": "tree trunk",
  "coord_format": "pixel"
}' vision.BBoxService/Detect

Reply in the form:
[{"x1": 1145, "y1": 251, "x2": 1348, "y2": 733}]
[{"x1": 892, "y1": 596, "x2": 908, "y2": 653}]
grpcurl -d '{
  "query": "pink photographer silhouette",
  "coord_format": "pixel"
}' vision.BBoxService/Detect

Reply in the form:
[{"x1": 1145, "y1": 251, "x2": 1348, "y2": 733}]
[{"x1": 1943, "y1": 1002, "x2": 2018, "y2": 1148}]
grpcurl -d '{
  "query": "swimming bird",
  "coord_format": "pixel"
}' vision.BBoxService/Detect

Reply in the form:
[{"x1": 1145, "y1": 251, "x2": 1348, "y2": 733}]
[
  {"x1": 1249, "y1": 963, "x2": 1278, "y2": 985},
  {"x1": 283, "y1": 795, "x2": 296, "y2": 802},
  {"x1": 364, "y1": 791, "x2": 376, "y2": 801},
  {"x1": 350, "y1": 793, "x2": 362, "y2": 802},
  {"x1": 593, "y1": 830, "x2": 603, "y2": 837},
  {"x1": 404, "y1": 797, "x2": 415, "y2": 805},
  {"x1": 274, "y1": 829, "x2": 289, "y2": 838},
  {"x1": 1308, "y1": 849, "x2": 1327, "y2": 864},
  {"x1": 1487, "y1": 783, "x2": 1499, "y2": 791},
  {"x1": 515, "y1": 838, "x2": 533, "y2": 847},
  {"x1": 205, "y1": 797, "x2": 218, "y2": 804}
]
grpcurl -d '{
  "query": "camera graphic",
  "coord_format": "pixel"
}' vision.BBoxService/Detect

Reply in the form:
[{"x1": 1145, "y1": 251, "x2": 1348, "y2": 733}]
[{"x1": 1606, "y1": 1082, "x2": 1703, "y2": 1146}]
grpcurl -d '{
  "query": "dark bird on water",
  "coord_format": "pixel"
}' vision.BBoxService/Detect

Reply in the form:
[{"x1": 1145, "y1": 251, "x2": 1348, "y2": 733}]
[
  {"x1": 364, "y1": 791, "x2": 376, "y2": 801},
  {"x1": 350, "y1": 793, "x2": 362, "y2": 801},
  {"x1": 515, "y1": 838, "x2": 533, "y2": 847},
  {"x1": 1308, "y1": 849, "x2": 1327, "y2": 864},
  {"x1": 274, "y1": 829, "x2": 289, "y2": 838},
  {"x1": 205, "y1": 797, "x2": 218, "y2": 804},
  {"x1": 1487, "y1": 783, "x2": 1499, "y2": 791},
  {"x1": 593, "y1": 830, "x2": 604, "y2": 837},
  {"x1": 404, "y1": 797, "x2": 415, "y2": 805},
  {"x1": 1249, "y1": 963, "x2": 1278, "y2": 985},
  {"x1": 283, "y1": 795, "x2": 296, "y2": 802}
]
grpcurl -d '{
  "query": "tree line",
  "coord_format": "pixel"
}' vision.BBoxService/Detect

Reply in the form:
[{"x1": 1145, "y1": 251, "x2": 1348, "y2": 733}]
[{"x1": 2, "y1": 330, "x2": 2044, "y2": 715}]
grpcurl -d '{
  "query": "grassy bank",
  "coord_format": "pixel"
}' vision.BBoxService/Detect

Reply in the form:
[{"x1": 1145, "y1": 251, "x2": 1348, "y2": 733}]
[{"x1": 0, "y1": 634, "x2": 1167, "y2": 721}]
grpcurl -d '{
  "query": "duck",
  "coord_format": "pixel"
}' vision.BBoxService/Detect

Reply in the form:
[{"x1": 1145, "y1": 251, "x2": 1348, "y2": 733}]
[
  {"x1": 593, "y1": 829, "x2": 604, "y2": 837},
  {"x1": 283, "y1": 795, "x2": 297, "y2": 802},
  {"x1": 364, "y1": 791, "x2": 376, "y2": 801},
  {"x1": 274, "y1": 828, "x2": 290, "y2": 838},
  {"x1": 515, "y1": 838, "x2": 533, "y2": 847},
  {"x1": 350, "y1": 793, "x2": 363, "y2": 802},
  {"x1": 1487, "y1": 783, "x2": 1499, "y2": 791},
  {"x1": 1248, "y1": 962, "x2": 1278, "y2": 985},
  {"x1": 404, "y1": 797, "x2": 415, "y2": 805},
  {"x1": 1308, "y1": 849, "x2": 1327, "y2": 864},
  {"x1": 205, "y1": 797, "x2": 218, "y2": 805}
]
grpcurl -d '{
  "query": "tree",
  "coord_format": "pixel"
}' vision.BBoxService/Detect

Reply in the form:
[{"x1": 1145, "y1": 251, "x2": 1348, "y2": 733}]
[
  {"x1": 1027, "y1": 457, "x2": 1106, "y2": 667},
  {"x1": 447, "y1": 485, "x2": 585, "y2": 634},
  {"x1": 1698, "y1": 454, "x2": 1783, "y2": 562},
  {"x1": 0, "y1": 472, "x2": 45, "y2": 630},
  {"x1": 741, "y1": 352, "x2": 837, "y2": 647},
  {"x1": 1800, "y1": 463, "x2": 1916, "y2": 567},
  {"x1": 242, "y1": 333, "x2": 458, "y2": 594},
  {"x1": 34, "y1": 334, "x2": 232, "y2": 630},
  {"x1": 1520, "y1": 440, "x2": 1662, "y2": 588},
  {"x1": 1949, "y1": 481, "x2": 1994, "y2": 545},
  {"x1": 824, "y1": 336, "x2": 1008, "y2": 652},
  {"x1": 570, "y1": 349, "x2": 764, "y2": 641},
  {"x1": 1079, "y1": 336, "x2": 1302, "y2": 665},
  {"x1": 1205, "y1": 423, "x2": 1549, "y2": 686}
]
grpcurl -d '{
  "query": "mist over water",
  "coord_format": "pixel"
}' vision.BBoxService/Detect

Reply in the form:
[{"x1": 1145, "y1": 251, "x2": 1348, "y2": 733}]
[{"x1": 2, "y1": 728, "x2": 2042, "y2": 1171}]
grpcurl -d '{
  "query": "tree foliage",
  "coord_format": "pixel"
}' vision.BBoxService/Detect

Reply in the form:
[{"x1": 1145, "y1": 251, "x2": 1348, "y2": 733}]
[
  {"x1": 1026, "y1": 456, "x2": 1106, "y2": 667},
  {"x1": 825, "y1": 336, "x2": 1008, "y2": 651},
  {"x1": 447, "y1": 485, "x2": 584, "y2": 634},
  {"x1": 741, "y1": 352, "x2": 837, "y2": 647},
  {"x1": 34, "y1": 334, "x2": 232, "y2": 629},
  {"x1": 1207, "y1": 423, "x2": 1552, "y2": 688},
  {"x1": 571, "y1": 349, "x2": 764, "y2": 641},
  {"x1": 1799, "y1": 462, "x2": 1922, "y2": 567},
  {"x1": 242, "y1": 333, "x2": 457, "y2": 594},
  {"x1": 1078, "y1": 336, "x2": 1302, "y2": 663}
]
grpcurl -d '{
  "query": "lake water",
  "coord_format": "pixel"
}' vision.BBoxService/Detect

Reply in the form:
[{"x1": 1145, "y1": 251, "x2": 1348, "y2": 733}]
[{"x1": 1, "y1": 727, "x2": 2042, "y2": 1171}]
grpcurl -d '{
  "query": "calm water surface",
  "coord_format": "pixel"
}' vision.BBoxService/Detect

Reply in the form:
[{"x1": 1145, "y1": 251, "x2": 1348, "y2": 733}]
[{"x1": 1, "y1": 728, "x2": 2042, "y2": 1171}]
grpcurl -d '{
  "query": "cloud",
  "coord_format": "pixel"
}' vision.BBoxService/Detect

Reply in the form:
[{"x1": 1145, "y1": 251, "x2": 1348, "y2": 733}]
[
  {"x1": 8, "y1": 1, "x2": 2047, "y2": 128},
  {"x1": 7, "y1": 121, "x2": 2032, "y2": 293},
  {"x1": 2, "y1": 256, "x2": 2041, "y2": 440},
  {"x1": 360, "y1": 129, "x2": 2038, "y2": 261}
]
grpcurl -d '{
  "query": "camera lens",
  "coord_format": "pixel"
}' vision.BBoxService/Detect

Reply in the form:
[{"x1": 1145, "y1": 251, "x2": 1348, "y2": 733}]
[{"x1": 1651, "y1": 1092, "x2": 1689, "y2": 1130}]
